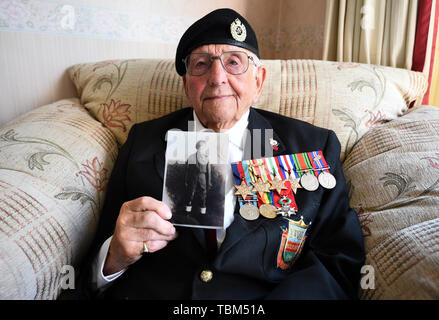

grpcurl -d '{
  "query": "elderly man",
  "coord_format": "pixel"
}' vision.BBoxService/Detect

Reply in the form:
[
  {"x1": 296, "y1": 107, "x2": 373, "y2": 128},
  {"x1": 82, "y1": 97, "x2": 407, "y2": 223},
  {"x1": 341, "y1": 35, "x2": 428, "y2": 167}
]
[{"x1": 79, "y1": 8, "x2": 365, "y2": 299}]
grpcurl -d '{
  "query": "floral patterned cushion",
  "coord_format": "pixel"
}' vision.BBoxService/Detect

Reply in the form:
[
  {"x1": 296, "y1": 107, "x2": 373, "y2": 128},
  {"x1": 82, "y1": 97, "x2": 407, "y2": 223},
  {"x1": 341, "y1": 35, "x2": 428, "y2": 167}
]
[
  {"x1": 69, "y1": 59, "x2": 427, "y2": 159},
  {"x1": 0, "y1": 99, "x2": 118, "y2": 299},
  {"x1": 343, "y1": 105, "x2": 439, "y2": 299}
]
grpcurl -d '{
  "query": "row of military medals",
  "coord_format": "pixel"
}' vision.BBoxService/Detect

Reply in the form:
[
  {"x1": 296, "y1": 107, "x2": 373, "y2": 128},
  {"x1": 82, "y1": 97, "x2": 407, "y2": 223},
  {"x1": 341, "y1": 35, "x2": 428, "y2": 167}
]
[{"x1": 231, "y1": 151, "x2": 336, "y2": 221}]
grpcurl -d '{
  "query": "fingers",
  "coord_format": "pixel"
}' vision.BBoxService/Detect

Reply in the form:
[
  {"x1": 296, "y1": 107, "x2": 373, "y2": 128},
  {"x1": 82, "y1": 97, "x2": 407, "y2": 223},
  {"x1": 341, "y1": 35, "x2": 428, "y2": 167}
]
[
  {"x1": 120, "y1": 210, "x2": 176, "y2": 239},
  {"x1": 142, "y1": 240, "x2": 168, "y2": 253},
  {"x1": 124, "y1": 196, "x2": 172, "y2": 220},
  {"x1": 133, "y1": 210, "x2": 176, "y2": 233},
  {"x1": 118, "y1": 225, "x2": 178, "y2": 243},
  {"x1": 116, "y1": 196, "x2": 177, "y2": 245},
  {"x1": 120, "y1": 196, "x2": 175, "y2": 231}
]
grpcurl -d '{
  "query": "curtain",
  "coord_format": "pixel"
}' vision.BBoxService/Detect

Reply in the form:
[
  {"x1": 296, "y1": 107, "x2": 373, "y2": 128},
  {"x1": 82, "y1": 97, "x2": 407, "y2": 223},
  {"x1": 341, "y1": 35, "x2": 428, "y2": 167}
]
[
  {"x1": 412, "y1": 0, "x2": 438, "y2": 106},
  {"x1": 323, "y1": 0, "x2": 419, "y2": 69},
  {"x1": 430, "y1": 30, "x2": 439, "y2": 106}
]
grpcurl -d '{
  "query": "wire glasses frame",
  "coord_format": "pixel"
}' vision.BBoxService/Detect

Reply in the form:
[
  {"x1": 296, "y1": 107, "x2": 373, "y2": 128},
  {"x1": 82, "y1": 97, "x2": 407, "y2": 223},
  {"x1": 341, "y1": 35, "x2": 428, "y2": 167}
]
[{"x1": 183, "y1": 51, "x2": 256, "y2": 76}]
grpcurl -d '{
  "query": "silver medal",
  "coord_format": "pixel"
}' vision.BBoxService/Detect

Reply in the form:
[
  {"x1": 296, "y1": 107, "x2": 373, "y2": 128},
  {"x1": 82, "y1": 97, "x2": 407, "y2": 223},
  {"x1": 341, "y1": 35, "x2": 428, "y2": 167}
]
[
  {"x1": 239, "y1": 203, "x2": 260, "y2": 221},
  {"x1": 300, "y1": 173, "x2": 319, "y2": 191},
  {"x1": 318, "y1": 171, "x2": 336, "y2": 189}
]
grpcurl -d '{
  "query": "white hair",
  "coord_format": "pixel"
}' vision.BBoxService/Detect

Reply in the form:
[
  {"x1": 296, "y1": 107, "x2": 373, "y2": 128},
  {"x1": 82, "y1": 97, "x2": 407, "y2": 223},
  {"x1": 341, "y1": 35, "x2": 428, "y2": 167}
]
[
  {"x1": 248, "y1": 53, "x2": 262, "y2": 79},
  {"x1": 250, "y1": 53, "x2": 262, "y2": 67}
]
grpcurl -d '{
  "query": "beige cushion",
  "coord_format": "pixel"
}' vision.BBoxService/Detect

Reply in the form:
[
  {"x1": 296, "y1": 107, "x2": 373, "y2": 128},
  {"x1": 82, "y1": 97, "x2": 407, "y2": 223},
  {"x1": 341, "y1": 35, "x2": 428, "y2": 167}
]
[
  {"x1": 0, "y1": 99, "x2": 118, "y2": 299},
  {"x1": 69, "y1": 59, "x2": 427, "y2": 160},
  {"x1": 343, "y1": 105, "x2": 439, "y2": 299}
]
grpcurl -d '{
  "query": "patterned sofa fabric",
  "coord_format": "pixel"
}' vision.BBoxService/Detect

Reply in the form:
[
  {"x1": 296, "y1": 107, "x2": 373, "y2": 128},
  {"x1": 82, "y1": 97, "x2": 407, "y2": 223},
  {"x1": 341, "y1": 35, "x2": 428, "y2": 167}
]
[
  {"x1": 69, "y1": 59, "x2": 427, "y2": 160},
  {"x1": 0, "y1": 99, "x2": 118, "y2": 299},
  {"x1": 343, "y1": 105, "x2": 439, "y2": 299}
]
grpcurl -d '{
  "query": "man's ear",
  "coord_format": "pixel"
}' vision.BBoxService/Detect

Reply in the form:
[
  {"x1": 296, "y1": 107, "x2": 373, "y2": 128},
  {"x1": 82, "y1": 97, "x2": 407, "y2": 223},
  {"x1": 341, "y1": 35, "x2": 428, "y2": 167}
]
[
  {"x1": 182, "y1": 75, "x2": 189, "y2": 98},
  {"x1": 252, "y1": 65, "x2": 267, "y2": 105}
]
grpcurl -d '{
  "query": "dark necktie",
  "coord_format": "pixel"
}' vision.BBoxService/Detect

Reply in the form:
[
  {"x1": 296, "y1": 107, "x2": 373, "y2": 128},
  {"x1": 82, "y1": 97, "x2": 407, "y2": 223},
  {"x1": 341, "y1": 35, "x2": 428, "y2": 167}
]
[{"x1": 205, "y1": 229, "x2": 217, "y2": 262}]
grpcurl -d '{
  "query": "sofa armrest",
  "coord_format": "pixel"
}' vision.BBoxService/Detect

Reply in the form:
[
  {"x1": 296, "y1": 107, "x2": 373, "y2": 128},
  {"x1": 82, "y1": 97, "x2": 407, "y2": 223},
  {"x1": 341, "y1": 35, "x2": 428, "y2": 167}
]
[
  {"x1": 342, "y1": 105, "x2": 439, "y2": 299},
  {"x1": 0, "y1": 99, "x2": 118, "y2": 299}
]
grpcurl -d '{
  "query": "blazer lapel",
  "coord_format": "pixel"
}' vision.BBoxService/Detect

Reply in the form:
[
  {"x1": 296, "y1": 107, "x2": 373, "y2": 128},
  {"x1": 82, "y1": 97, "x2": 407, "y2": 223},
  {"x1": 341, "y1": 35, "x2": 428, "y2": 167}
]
[
  {"x1": 154, "y1": 150, "x2": 166, "y2": 181},
  {"x1": 243, "y1": 107, "x2": 286, "y2": 160}
]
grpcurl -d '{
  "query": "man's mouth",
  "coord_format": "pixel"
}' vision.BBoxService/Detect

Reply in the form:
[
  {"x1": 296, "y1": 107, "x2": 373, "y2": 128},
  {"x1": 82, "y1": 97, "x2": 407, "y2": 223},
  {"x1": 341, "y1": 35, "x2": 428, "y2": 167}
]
[{"x1": 203, "y1": 95, "x2": 232, "y2": 101}]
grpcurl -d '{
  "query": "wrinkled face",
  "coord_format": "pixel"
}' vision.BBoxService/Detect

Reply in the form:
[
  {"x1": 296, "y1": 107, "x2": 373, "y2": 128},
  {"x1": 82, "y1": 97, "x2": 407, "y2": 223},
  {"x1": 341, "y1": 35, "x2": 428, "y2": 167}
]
[{"x1": 182, "y1": 44, "x2": 266, "y2": 131}]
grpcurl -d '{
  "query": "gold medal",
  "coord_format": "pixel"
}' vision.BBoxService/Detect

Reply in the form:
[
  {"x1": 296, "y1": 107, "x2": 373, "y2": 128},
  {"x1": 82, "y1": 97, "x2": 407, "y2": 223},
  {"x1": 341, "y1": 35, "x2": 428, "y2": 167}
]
[
  {"x1": 234, "y1": 180, "x2": 253, "y2": 200},
  {"x1": 252, "y1": 179, "x2": 270, "y2": 197},
  {"x1": 269, "y1": 175, "x2": 287, "y2": 194},
  {"x1": 259, "y1": 203, "x2": 277, "y2": 219},
  {"x1": 289, "y1": 176, "x2": 302, "y2": 194}
]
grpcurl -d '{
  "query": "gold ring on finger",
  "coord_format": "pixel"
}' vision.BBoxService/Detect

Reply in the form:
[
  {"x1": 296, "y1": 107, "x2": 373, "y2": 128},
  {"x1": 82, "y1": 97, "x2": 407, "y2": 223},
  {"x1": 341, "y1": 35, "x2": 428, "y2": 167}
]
[{"x1": 142, "y1": 241, "x2": 149, "y2": 254}]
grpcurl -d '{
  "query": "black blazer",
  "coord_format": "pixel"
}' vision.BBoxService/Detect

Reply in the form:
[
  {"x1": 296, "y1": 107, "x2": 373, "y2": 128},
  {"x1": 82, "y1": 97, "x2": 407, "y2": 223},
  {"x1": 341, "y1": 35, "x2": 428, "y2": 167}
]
[{"x1": 78, "y1": 107, "x2": 365, "y2": 300}]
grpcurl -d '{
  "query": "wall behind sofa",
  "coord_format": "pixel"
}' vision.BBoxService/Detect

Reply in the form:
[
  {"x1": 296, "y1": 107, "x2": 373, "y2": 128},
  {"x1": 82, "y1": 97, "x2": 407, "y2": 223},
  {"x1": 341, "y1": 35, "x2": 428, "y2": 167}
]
[{"x1": 0, "y1": 0, "x2": 326, "y2": 126}]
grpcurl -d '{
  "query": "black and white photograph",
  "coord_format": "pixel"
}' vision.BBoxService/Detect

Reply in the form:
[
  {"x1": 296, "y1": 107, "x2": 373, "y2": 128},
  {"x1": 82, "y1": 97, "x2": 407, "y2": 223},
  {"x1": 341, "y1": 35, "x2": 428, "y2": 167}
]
[{"x1": 162, "y1": 130, "x2": 229, "y2": 229}]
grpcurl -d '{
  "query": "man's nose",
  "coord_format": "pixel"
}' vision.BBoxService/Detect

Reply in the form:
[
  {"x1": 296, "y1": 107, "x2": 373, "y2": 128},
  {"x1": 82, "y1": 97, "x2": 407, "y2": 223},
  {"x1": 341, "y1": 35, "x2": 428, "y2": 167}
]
[{"x1": 207, "y1": 59, "x2": 227, "y2": 86}]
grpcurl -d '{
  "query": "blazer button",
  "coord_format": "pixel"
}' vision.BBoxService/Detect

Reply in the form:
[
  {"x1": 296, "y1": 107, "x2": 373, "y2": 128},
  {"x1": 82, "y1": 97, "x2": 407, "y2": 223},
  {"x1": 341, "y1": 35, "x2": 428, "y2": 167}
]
[{"x1": 200, "y1": 269, "x2": 213, "y2": 282}]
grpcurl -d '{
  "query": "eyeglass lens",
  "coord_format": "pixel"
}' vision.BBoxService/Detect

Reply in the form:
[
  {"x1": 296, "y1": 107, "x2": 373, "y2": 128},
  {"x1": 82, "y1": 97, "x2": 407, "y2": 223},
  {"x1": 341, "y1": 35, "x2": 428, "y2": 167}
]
[{"x1": 186, "y1": 51, "x2": 249, "y2": 76}]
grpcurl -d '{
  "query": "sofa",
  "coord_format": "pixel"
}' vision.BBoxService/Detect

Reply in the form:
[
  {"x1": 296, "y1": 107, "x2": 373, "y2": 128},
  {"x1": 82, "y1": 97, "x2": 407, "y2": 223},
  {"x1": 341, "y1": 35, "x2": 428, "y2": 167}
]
[{"x1": 0, "y1": 58, "x2": 438, "y2": 300}]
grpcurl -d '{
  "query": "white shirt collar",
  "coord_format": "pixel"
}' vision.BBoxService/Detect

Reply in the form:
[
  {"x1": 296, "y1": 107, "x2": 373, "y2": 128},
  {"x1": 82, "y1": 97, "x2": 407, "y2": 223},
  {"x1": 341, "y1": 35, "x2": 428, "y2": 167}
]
[{"x1": 192, "y1": 109, "x2": 250, "y2": 150}]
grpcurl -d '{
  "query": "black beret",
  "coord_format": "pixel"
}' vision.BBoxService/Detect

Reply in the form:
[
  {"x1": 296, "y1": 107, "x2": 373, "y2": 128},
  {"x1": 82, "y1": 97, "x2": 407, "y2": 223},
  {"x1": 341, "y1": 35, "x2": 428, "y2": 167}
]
[{"x1": 175, "y1": 8, "x2": 259, "y2": 76}]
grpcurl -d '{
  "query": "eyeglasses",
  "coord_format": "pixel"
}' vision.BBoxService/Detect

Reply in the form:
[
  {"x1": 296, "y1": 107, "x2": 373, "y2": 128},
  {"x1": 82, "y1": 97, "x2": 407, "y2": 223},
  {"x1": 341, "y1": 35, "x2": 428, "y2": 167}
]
[{"x1": 183, "y1": 51, "x2": 255, "y2": 76}]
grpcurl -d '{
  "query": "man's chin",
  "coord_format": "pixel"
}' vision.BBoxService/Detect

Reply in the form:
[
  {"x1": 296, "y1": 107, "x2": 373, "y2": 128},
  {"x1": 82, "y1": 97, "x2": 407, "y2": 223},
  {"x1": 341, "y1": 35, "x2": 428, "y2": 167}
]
[{"x1": 201, "y1": 103, "x2": 237, "y2": 122}]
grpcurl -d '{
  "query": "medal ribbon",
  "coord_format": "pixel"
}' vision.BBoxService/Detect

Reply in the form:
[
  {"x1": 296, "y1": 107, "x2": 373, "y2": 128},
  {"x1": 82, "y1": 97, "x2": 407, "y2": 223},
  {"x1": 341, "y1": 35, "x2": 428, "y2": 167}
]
[
  {"x1": 274, "y1": 156, "x2": 297, "y2": 210},
  {"x1": 317, "y1": 150, "x2": 330, "y2": 173},
  {"x1": 246, "y1": 159, "x2": 256, "y2": 184},
  {"x1": 231, "y1": 161, "x2": 244, "y2": 207},
  {"x1": 241, "y1": 160, "x2": 258, "y2": 208},
  {"x1": 308, "y1": 151, "x2": 328, "y2": 175},
  {"x1": 231, "y1": 161, "x2": 255, "y2": 208},
  {"x1": 275, "y1": 156, "x2": 288, "y2": 180},
  {"x1": 296, "y1": 152, "x2": 316, "y2": 176},
  {"x1": 231, "y1": 162, "x2": 241, "y2": 186},
  {"x1": 275, "y1": 156, "x2": 288, "y2": 179},
  {"x1": 287, "y1": 154, "x2": 299, "y2": 178},
  {"x1": 245, "y1": 159, "x2": 261, "y2": 207},
  {"x1": 303, "y1": 152, "x2": 316, "y2": 176},
  {"x1": 306, "y1": 151, "x2": 321, "y2": 177},
  {"x1": 279, "y1": 154, "x2": 299, "y2": 179},
  {"x1": 281, "y1": 154, "x2": 302, "y2": 193},
  {"x1": 250, "y1": 159, "x2": 270, "y2": 207},
  {"x1": 262, "y1": 158, "x2": 275, "y2": 205},
  {"x1": 241, "y1": 160, "x2": 252, "y2": 185},
  {"x1": 291, "y1": 153, "x2": 304, "y2": 177},
  {"x1": 278, "y1": 154, "x2": 291, "y2": 177},
  {"x1": 263, "y1": 156, "x2": 297, "y2": 210},
  {"x1": 265, "y1": 157, "x2": 279, "y2": 206}
]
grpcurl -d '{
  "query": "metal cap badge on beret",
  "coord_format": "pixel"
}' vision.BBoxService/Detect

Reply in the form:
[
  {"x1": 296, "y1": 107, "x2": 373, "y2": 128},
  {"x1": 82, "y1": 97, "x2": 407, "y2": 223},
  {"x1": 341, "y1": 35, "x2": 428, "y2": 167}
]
[{"x1": 175, "y1": 8, "x2": 259, "y2": 76}]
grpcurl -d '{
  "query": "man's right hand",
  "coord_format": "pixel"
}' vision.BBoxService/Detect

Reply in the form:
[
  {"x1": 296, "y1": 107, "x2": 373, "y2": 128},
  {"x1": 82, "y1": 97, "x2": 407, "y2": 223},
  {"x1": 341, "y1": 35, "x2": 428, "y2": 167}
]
[{"x1": 103, "y1": 196, "x2": 177, "y2": 276}]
